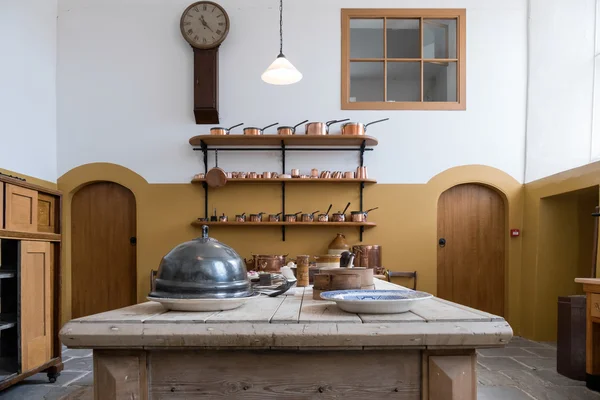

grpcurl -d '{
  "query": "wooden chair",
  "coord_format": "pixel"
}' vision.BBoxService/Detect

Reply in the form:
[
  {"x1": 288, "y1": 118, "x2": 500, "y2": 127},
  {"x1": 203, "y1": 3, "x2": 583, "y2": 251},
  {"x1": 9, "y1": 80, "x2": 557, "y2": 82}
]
[{"x1": 386, "y1": 270, "x2": 417, "y2": 290}]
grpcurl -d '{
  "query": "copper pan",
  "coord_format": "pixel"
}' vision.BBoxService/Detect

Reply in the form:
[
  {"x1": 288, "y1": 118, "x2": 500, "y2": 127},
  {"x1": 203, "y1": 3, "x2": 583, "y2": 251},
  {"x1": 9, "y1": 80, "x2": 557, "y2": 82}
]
[
  {"x1": 341, "y1": 118, "x2": 389, "y2": 136},
  {"x1": 305, "y1": 119, "x2": 349, "y2": 135},
  {"x1": 277, "y1": 120, "x2": 308, "y2": 135},
  {"x1": 210, "y1": 122, "x2": 244, "y2": 135},
  {"x1": 244, "y1": 122, "x2": 278, "y2": 136}
]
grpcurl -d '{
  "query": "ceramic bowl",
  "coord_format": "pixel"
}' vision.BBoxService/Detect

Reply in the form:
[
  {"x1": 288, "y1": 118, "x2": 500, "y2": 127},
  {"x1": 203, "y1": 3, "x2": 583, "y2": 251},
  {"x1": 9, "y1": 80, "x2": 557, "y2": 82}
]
[{"x1": 319, "y1": 289, "x2": 432, "y2": 314}]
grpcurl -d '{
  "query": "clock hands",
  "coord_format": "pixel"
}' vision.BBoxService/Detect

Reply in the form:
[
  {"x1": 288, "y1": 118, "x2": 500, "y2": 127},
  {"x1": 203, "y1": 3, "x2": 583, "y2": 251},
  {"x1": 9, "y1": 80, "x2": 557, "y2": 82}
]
[{"x1": 200, "y1": 15, "x2": 214, "y2": 33}]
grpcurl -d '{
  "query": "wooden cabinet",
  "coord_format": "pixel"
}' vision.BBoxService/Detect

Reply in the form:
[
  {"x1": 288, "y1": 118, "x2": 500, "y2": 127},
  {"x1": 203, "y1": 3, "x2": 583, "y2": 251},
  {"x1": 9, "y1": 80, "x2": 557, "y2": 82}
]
[
  {"x1": 0, "y1": 175, "x2": 62, "y2": 391},
  {"x1": 37, "y1": 194, "x2": 57, "y2": 234},
  {"x1": 20, "y1": 241, "x2": 52, "y2": 371},
  {"x1": 5, "y1": 184, "x2": 37, "y2": 232}
]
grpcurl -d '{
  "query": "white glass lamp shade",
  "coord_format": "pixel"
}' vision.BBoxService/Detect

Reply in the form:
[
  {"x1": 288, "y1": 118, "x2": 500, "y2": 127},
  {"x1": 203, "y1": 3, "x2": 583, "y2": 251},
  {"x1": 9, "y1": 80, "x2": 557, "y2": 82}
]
[{"x1": 261, "y1": 55, "x2": 302, "y2": 85}]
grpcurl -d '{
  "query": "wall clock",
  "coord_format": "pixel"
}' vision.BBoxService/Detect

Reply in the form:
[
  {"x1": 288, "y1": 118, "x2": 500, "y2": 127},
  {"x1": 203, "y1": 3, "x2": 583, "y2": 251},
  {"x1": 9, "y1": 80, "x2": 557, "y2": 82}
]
[{"x1": 180, "y1": 1, "x2": 230, "y2": 124}]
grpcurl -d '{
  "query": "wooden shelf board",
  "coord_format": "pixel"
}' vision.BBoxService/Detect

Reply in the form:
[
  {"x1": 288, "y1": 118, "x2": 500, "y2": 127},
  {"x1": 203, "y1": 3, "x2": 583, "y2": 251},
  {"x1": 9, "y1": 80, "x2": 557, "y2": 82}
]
[
  {"x1": 192, "y1": 221, "x2": 376, "y2": 227},
  {"x1": 0, "y1": 230, "x2": 61, "y2": 242},
  {"x1": 0, "y1": 175, "x2": 61, "y2": 197},
  {"x1": 191, "y1": 178, "x2": 377, "y2": 184},
  {"x1": 189, "y1": 134, "x2": 378, "y2": 147}
]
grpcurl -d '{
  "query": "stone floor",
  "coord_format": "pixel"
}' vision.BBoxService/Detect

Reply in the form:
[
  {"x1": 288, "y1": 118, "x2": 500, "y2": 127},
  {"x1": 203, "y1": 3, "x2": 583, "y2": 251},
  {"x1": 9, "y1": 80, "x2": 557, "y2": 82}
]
[{"x1": 0, "y1": 338, "x2": 597, "y2": 399}]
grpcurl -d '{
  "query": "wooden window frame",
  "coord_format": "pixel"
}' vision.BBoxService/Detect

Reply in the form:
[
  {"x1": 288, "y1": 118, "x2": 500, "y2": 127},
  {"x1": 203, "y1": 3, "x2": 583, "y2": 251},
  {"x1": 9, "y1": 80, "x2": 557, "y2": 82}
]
[{"x1": 341, "y1": 8, "x2": 466, "y2": 111}]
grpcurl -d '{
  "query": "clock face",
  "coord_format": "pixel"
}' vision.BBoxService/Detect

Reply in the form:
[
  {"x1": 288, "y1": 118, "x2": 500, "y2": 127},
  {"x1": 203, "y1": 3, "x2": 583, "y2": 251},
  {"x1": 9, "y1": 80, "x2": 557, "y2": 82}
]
[{"x1": 180, "y1": 1, "x2": 230, "y2": 49}]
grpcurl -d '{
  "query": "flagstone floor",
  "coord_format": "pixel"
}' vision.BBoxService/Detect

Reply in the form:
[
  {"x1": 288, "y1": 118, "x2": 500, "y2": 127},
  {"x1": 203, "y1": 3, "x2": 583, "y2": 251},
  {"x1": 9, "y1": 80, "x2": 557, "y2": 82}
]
[{"x1": 0, "y1": 338, "x2": 598, "y2": 399}]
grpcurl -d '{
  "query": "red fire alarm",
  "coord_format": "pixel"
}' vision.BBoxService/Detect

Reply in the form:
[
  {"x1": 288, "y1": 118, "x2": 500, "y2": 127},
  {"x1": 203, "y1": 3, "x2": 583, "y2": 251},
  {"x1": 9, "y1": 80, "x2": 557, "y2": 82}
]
[{"x1": 510, "y1": 229, "x2": 520, "y2": 237}]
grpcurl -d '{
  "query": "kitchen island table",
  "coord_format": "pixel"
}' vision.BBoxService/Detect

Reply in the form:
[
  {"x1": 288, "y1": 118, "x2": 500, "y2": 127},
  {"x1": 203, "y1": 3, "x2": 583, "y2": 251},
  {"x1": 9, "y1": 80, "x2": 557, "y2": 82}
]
[{"x1": 60, "y1": 279, "x2": 512, "y2": 399}]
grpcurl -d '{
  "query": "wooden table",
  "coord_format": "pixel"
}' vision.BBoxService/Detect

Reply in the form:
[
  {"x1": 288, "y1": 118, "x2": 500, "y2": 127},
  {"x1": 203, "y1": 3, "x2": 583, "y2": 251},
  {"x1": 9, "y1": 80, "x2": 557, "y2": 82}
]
[
  {"x1": 60, "y1": 279, "x2": 512, "y2": 399},
  {"x1": 575, "y1": 278, "x2": 600, "y2": 391}
]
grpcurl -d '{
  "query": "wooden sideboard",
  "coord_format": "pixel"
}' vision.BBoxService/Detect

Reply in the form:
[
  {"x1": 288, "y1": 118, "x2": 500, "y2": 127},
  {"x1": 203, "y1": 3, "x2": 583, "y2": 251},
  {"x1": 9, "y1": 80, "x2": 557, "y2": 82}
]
[
  {"x1": 0, "y1": 175, "x2": 63, "y2": 390},
  {"x1": 575, "y1": 278, "x2": 600, "y2": 391}
]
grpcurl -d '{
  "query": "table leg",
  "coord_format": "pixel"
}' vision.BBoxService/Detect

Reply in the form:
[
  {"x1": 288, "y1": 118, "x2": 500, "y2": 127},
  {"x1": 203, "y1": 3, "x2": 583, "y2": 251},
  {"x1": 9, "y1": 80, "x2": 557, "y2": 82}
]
[
  {"x1": 93, "y1": 350, "x2": 147, "y2": 400},
  {"x1": 423, "y1": 351, "x2": 476, "y2": 400}
]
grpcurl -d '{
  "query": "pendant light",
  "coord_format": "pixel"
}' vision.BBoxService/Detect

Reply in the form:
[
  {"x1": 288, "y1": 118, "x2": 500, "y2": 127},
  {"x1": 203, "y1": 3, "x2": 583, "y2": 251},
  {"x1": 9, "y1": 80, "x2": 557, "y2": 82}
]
[{"x1": 261, "y1": 0, "x2": 302, "y2": 85}]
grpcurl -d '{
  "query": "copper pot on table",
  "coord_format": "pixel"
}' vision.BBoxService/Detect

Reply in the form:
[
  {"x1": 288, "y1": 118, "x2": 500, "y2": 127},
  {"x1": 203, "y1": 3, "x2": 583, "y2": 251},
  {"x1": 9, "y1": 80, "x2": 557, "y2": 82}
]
[
  {"x1": 210, "y1": 122, "x2": 244, "y2": 135},
  {"x1": 305, "y1": 119, "x2": 349, "y2": 135},
  {"x1": 243, "y1": 122, "x2": 278, "y2": 136},
  {"x1": 245, "y1": 254, "x2": 288, "y2": 272},
  {"x1": 277, "y1": 120, "x2": 308, "y2": 135},
  {"x1": 352, "y1": 245, "x2": 382, "y2": 270},
  {"x1": 340, "y1": 118, "x2": 389, "y2": 136}
]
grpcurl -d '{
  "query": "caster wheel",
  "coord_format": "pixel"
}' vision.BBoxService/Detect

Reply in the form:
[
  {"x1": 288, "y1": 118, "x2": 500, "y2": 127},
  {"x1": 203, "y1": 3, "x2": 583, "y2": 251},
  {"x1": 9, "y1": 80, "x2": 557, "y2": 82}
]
[{"x1": 47, "y1": 372, "x2": 60, "y2": 384}]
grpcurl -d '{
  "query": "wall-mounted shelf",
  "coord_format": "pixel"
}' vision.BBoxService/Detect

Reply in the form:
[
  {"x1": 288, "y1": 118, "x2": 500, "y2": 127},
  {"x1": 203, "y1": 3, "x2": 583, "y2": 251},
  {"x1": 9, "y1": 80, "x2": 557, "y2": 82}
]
[
  {"x1": 189, "y1": 134, "x2": 377, "y2": 241},
  {"x1": 0, "y1": 230, "x2": 61, "y2": 242},
  {"x1": 191, "y1": 221, "x2": 376, "y2": 227},
  {"x1": 189, "y1": 134, "x2": 378, "y2": 147},
  {"x1": 191, "y1": 178, "x2": 377, "y2": 184}
]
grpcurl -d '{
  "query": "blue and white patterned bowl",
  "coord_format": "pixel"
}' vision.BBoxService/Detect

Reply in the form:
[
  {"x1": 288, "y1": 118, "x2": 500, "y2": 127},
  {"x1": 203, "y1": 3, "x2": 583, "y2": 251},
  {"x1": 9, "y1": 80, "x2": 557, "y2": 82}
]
[{"x1": 320, "y1": 289, "x2": 433, "y2": 314}]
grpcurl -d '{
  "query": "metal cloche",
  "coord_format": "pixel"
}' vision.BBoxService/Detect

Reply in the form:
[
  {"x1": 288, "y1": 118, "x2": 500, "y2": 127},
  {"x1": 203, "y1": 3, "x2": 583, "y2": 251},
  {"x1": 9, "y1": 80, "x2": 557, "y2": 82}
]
[{"x1": 149, "y1": 225, "x2": 252, "y2": 299}]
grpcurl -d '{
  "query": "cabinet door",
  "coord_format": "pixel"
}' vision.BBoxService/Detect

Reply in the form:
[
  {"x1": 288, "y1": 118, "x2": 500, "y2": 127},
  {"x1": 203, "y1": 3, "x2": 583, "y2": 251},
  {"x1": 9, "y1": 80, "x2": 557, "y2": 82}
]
[
  {"x1": 37, "y1": 194, "x2": 57, "y2": 233},
  {"x1": 20, "y1": 241, "x2": 52, "y2": 372},
  {"x1": 5, "y1": 184, "x2": 38, "y2": 232}
]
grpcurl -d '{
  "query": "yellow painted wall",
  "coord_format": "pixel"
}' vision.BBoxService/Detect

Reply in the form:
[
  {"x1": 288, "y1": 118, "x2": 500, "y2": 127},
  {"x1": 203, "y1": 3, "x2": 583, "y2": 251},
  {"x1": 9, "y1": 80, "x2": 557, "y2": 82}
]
[
  {"x1": 521, "y1": 161, "x2": 600, "y2": 340},
  {"x1": 57, "y1": 163, "x2": 524, "y2": 331}
]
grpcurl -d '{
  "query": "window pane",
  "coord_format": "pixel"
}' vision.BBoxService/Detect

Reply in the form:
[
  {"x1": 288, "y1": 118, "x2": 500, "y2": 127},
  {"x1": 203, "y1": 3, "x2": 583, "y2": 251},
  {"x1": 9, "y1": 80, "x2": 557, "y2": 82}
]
[
  {"x1": 423, "y1": 19, "x2": 457, "y2": 59},
  {"x1": 423, "y1": 62, "x2": 457, "y2": 102},
  {"x1": 350, "y1": 62, "x2": 384, "y2": 102},
  {"x1": 386, "y1": 19, "x2": 420, "y2": 58},
  {"x1": 350, "y1": 19, "x2": 383, "y2": 58},
  {"x1": 386, "y1": 62, "x2": 420, "y2": 102}
]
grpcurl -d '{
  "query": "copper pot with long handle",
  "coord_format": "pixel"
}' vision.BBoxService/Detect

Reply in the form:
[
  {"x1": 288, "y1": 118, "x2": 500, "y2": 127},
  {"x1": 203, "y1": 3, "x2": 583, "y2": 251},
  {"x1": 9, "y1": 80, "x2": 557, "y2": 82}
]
[
  {"x1": 350, "y1": 207, "x2": 379, "y2": 222},
  {"x1": 301, "y1": 210, "x2": 320, "y2": 222},
  {"x1": 247, "y1": 254, "x2": 289, "y2": 272},
  {"x1": 244, "y1": 122, "x2": 279, "y2": 136},
  {"x1": 277, "y1": 120, "x2": 309, "y2": 135},
  {"x1": 284, "y1": 211, "x2": 302, "y2": 222},
  {"x1": 305, "y1": 119, "x2": 350, "y2": 135},
  {"x1": 341, "y1": 118, "x2": 389, "y2": 136},
  {"x1": 210, "y1": 122, "x2": 244, "y2": 136},
  {"x1": 331, "y1": 202, "x2": 351, "y2": 222}
]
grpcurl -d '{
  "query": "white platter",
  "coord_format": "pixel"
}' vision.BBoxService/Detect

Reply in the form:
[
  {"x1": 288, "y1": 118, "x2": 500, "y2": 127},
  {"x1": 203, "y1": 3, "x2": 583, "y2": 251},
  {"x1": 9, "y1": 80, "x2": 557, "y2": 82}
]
[
  {"x1": 147, "y1": 293, "x2": 261, "y2": 312},
  {"x1": 320, "y1": 290, "x2": 433, "y2": 314}
]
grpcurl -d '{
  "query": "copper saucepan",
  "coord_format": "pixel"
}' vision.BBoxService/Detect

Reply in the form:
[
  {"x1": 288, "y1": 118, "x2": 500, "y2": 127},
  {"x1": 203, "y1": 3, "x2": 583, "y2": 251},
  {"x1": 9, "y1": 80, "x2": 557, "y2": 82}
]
[
  {"x1": 244, "y1": 122, "x2": 279, "y2": 136},
  {"x1": 284, "y1": 211, "x2": 302, "y2": 222},
  {"x1": 318, "y1": 204, "x2": 333, "y2": 222},
  {"x1": 277, "y1": 120, "x2": 309, "y2": 135},
  {"x1": 341, "y1": 118, "x2": 389, "y2": 136},
  {"x1": 301, "y1": 210, "x2": 320, "y2": 222},
  {"x1": 210, "y1": 123, "x2": 244, "y2": 135},
  {"x1": 249, "y1": 212, "x2": 266, "y2": 222},
  {"x1": 332, "y1": 202, "x2": 351, "y2": 222},
  {"x1": 305, "y1": 119, "x2": 350, "y2": 135},
  {"x1": 350, "y1": 207, "x2": 379, "y2": 222},
  {"x1": 268, "y1": 212, "x2": 282, "y2": 222}
]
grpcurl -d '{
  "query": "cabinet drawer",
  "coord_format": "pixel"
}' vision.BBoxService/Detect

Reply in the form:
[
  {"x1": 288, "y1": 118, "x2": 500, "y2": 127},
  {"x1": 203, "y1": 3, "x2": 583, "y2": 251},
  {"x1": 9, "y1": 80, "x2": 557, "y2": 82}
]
[
  {"x1": 37, "y1": 194, "x2": 57, "y2": 233},
  {"x1": 592, "y1": 294, "x2": 600, "y2": 319},
  {"x1": 5, "y1": 184, "x2": 38, "y2": 232}
]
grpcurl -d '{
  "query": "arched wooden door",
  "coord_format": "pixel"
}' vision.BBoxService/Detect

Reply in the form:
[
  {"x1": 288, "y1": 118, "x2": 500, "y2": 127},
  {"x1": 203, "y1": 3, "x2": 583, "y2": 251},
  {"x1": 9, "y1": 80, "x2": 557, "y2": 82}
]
[
  {"x1": 437, "y1": 184, "x2": 506, "y2": 316},
  {"x1": 71, "y1": 182, "x2": 137, "y2": 318}
]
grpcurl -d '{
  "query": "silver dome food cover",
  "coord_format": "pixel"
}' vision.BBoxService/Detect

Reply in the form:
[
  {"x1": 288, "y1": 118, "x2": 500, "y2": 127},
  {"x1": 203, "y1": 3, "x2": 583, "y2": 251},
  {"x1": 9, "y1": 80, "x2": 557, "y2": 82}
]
[{"x1": 149, "y1": 225, "x2": 253, "y2": 299}]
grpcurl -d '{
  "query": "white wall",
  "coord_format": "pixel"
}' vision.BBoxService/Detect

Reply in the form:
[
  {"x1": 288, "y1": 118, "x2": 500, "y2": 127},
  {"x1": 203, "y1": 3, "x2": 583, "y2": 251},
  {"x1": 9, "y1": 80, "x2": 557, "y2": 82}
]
[
  {"x1": 525, "y1": 0, "x2": 596, "y2": 182},
  {"x1": 57, "y1": 0, "x2": 527, "y2": 184},
  {"x1": 0, "y1": 0, "x2": 57, "y2": 182}
]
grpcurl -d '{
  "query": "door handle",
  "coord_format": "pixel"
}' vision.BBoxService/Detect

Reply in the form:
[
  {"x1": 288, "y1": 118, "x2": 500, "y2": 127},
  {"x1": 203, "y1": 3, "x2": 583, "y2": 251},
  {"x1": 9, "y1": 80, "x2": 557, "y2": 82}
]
[
  {"x1": 130, "y1": 237, "x2": 137, "y2": 246},
  {"x1": 438, "y1": 238, "x2": 446, "y2": 247}
]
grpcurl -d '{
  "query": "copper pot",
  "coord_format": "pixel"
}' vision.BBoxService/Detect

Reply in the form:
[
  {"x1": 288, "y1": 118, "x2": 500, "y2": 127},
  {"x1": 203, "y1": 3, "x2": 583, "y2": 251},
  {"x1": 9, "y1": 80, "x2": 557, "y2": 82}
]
[
  {"x1": 235, "y1": 213, "x2": 246, "y2": 222},
  {"x1": 219, "y1": 214, "x2": 228, "y2": 222},
  {"x1": 317, "y1": 204, "x2": 332, "y2": 223},
  {"x1": 268, "y1": 212, "x2": 282, "y2": 222},
  {"x1": 246, "y1": 254, "x2": 288, "y2": 272},
  {"x1": 210, "y1": 122, "x2": 244, "y2": 135},
  {"x1": 352, "y1": 245, "x2": 382, "y2": 269},
  {"x1": 340, "y1": 118, "x2": 389, "y2": 136},
  {"x1": 249, "y1": 212, "x2": 265, "y2": 222},
  {"x1": 350, "y1": 207, "x2": 378, "y2": 222},
  {"x1": 277, "y1": 120, "x2": 308, "y2": 135},
  {"x1": 332, "y1": 202, "x2": 351, "y2": 222},
  {"x1": 244, "y1": 122, "x2": 278, "y2": 136},
  {"x1": 305, "y1": 119, "x2": 349, "y2": 135},
  {"x1": 284, "y1": 212, "x2": 302, "y2": 222},
  {"x1": 301, "y1": 210, "x2": 319, "y2": 222}
]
